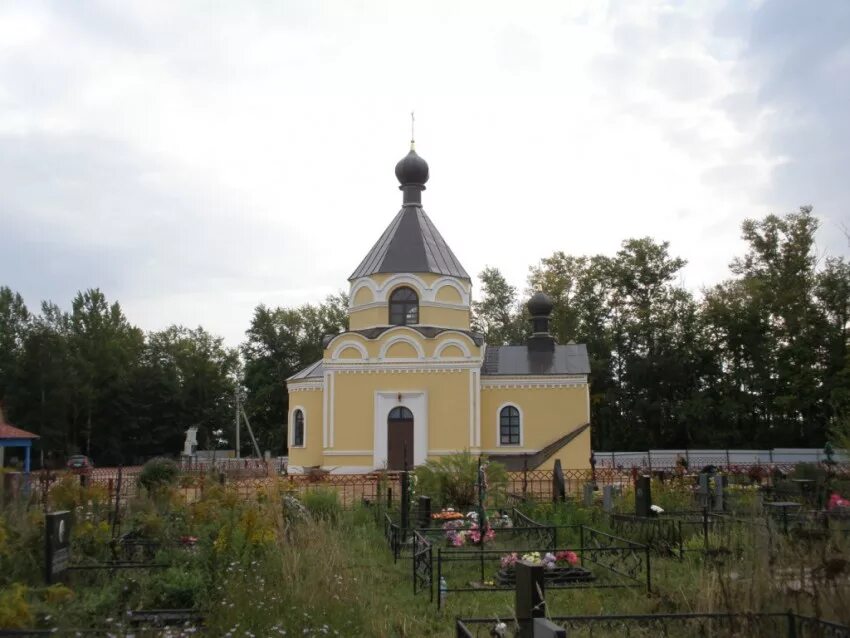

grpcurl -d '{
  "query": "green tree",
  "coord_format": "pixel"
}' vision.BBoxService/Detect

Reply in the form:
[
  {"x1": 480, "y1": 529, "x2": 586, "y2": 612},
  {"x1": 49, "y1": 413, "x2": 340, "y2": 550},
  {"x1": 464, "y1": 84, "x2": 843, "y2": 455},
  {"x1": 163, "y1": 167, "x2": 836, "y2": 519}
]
[
  {"x1": 471, "y1": 267, "x2": 526, "y2": 345},
  {"x1": 242, "y1": 293, "x2": 348, "y2": 455},
  {"x1": 0, "y1": 287, "x2": 30, "y2": 411},
  {"x1": 132, "y1": 326, "x2": 238, "y2": 459},
  {"x1": 67, "y1": 289, "x2": 144, "y2": 463}
]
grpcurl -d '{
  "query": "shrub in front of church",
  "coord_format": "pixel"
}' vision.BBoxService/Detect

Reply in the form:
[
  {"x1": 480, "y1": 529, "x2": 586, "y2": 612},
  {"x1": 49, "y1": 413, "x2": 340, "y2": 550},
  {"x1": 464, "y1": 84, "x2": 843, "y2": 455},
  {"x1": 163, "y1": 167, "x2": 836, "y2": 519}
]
[
  {"x1": 138, "y1": 457, "x2": 179, "y2": 493},
  {"x1": 415, "y1": 452, "x2": 507, "y2": 511}
]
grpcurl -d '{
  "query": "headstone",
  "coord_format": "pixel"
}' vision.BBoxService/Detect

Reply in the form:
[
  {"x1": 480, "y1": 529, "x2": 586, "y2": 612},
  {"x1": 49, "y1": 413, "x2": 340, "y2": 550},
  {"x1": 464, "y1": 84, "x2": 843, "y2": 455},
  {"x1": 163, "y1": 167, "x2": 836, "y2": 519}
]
[
  {"x1": 603, "y1": 485, "x2": 615, "y2": 512},
  {"x1": 714, "y1": 475, "x2": 725, "y2": 512},
  {"x1": 635, "y1": 475, "x2": 652, "y2": 517},
  {"x1": 417, "y1": 495, "x2": 431, "y2": 528},
  {"x1": 698, "y1": 474, "x2": 710, "y2": 509},
  {"x1": 552, "y1": 459, "x2": 566, "y2": 503},
  {"x1": 515, "y1": 561, "x2": 546, "y2": 638},
  {"x1": 583, "y1": 483, "x2": 594, "y2": 507},
  {"x1": 45, "y1": 511, "x2": 72, "y2": 584}
]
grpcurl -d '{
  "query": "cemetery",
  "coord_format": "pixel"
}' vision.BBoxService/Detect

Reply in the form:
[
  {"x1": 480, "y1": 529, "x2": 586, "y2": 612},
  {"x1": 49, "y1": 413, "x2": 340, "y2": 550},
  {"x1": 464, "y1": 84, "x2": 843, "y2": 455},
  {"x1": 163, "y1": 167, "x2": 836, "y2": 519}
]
[{"x1": 2, "y1": 451, "x2": 850, "y2": 635}]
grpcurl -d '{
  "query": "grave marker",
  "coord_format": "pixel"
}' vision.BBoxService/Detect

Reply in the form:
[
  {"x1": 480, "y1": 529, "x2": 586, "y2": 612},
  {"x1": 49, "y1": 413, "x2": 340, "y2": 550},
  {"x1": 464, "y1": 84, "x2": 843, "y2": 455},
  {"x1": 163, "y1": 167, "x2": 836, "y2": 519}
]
[
  {"x1": 714, "y1": 474, "x2": 727, "y2": 512},
  {"x1": 603, "y1": 485, "x2": 615, "y2": 512},
  {"x1": 583, "y1": 483, "x2": 594, "y2": 507},
  {"x1": 635, "y1": 475, "x2": 652, "y2": 517},
  {"x1": 418, "y1": 495, "x2": 431, "y2": 528},
  {"x1": 45, "y1": 510, "x2": 71, "y2": 584},
  {"x1": 552, "y1": 459, "x2": 566, "y2": 503},
  {"x1": 515, "y1": 561, "x2": 566, "y2": 638},
  {"x1": 698, "y1": 473, "x2": 710, "y2": 509}
]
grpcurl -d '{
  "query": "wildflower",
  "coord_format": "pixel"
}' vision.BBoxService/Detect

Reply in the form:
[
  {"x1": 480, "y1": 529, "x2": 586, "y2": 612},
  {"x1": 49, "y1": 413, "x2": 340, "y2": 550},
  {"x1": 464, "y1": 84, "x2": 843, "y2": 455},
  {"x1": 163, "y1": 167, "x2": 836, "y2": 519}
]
[{"x1": 555, "y1": 550, "x2": 578, "y2": 566}]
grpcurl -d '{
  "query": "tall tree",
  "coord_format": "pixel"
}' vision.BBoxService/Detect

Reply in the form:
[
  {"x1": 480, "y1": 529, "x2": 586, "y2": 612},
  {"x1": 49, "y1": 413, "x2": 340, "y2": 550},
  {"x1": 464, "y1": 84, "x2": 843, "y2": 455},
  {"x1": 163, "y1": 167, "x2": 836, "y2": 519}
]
[
  {"x1": 66, "y1": 289, "x2": 144, "y2": 462},
  {"x1": 132, "y1": 326, "x2": 238, "y2": 459},
  {"x1": 471, "y1": 267, "x2": 526, "y2": 345},
  {"x1": 0, "y1": 287, "x2": 30, "y2": 411},
  {"x1": 242, "y1": 293, "x2": 348, "y2": 455}
]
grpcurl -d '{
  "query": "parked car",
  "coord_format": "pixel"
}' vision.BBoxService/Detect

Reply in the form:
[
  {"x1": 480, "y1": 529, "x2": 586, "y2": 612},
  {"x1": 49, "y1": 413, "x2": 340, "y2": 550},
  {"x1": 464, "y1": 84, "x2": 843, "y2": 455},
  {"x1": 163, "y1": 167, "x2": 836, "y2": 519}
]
[{"x1": 67, "y1": 455, "x2": 93, "y2": 474}]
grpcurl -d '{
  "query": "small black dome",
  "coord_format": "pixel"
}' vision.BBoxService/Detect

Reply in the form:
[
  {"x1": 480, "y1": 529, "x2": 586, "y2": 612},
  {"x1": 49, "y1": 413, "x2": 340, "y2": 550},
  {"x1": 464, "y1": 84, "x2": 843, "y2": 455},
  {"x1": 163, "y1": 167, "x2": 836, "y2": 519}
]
[
  {"x1": 527, "y1": 291, "x2": 554, "y2": 316},
  {"x1": 395, "y1": 148, "x2": 429, "y2": 186}
]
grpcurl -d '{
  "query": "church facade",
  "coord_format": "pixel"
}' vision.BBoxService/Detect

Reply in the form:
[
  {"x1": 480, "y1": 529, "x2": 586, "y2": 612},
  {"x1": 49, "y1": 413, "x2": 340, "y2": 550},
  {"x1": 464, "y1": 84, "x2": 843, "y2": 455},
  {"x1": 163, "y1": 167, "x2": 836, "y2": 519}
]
[{"x1": 286, "y1": 143, "x2": 591, "y2": 473}]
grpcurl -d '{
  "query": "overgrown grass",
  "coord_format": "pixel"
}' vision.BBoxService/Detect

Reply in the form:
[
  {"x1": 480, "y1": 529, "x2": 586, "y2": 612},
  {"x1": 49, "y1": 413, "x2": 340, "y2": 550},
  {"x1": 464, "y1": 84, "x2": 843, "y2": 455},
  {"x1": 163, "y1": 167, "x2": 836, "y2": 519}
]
[{"x1": 4, "y1": 473, "x2": 850, "y2": 635}]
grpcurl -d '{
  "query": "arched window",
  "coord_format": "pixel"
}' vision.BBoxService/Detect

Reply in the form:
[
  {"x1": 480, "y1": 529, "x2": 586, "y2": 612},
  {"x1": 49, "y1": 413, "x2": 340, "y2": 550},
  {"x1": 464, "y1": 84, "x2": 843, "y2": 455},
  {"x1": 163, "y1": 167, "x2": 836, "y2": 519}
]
[
  {"x1": 292, "y1": 409, "x2": 305, "y2": 447},
  {"x1": 389, "y1": 286, "x2": 419, "y2": 326},
  {"x1": 388, "y1": 406, "x2": 414, "y2": 421},
  {"x1": 499, "y1": 405, "x2": 521, "y2": 446}
]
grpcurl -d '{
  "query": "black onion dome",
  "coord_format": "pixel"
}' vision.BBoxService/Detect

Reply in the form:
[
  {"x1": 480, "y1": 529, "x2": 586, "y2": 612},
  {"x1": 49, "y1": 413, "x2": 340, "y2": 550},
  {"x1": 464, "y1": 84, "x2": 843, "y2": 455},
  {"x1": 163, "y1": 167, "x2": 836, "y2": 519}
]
[
  {"x1": 395, "y1": 148, "x2": 429, "y2": 186},
  {"x1": 527, "y1": 291, "x2": 554, "y2": 316}
]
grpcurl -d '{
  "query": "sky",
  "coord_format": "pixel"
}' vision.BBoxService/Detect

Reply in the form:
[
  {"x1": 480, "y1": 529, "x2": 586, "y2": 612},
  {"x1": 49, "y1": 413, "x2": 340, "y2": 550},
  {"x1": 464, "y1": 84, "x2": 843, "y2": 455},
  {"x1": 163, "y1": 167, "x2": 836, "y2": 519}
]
[{"x1": 1, "y1": 0, "x2": 849, "y2": 346}]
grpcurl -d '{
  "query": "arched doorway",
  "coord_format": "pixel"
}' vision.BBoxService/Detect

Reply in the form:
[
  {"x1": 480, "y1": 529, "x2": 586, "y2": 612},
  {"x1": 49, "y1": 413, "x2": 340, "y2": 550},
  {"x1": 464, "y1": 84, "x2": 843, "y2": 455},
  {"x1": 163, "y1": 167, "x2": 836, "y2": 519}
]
[{"x1": 387, "y1": 406, "x2": 414, "y2": 470}]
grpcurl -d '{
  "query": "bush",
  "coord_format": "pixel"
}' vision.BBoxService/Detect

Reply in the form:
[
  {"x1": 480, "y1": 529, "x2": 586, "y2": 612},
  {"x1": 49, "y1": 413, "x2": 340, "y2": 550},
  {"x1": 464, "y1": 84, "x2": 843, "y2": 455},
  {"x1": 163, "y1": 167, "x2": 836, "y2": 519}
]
[
  {"x1": 414, "y1": 452, "x2": 507, "y2": 511},
  {"x1": 0, "y1": 584, "x2": 33, "y2": 629},
  {"x1": 139, "y1": 458, "x2": 179, "y2": 493},
  {"x1": 149, "y1": 567, "x2": 205, "y2": 608},
  {"x1": 302, "y1": 489, "x2": 341, "y2": 523}
]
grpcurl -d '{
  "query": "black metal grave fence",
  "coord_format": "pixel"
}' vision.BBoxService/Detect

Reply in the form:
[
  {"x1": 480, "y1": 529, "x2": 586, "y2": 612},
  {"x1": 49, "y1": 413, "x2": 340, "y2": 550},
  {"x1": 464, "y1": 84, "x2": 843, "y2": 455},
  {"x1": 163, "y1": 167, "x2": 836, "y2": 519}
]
[
  {"x1": 435, "y1": 527, "x2": 650, "y2": 609},
  {"x1": 455, "y1": 612, "x2": 850, "y2": 638}
]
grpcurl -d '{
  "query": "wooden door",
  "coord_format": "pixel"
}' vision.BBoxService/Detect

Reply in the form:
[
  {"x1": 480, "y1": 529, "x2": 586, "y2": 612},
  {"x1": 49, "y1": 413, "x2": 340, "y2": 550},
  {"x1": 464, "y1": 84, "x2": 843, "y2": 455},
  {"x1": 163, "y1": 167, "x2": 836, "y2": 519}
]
[{"x1": 387, "y1": 406, "x2": 414, "y2": 470}]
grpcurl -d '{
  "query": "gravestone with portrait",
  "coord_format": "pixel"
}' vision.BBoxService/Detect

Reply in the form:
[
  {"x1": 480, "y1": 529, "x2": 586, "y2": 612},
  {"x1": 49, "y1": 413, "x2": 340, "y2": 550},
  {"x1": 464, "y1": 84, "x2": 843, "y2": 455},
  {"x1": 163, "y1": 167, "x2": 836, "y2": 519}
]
[
  {"x1": 635, "y1": 475, "x2": 652, "y2": 517},
  {"x1": 45, "y1": 510, "x2": 72, "y2": 584}
]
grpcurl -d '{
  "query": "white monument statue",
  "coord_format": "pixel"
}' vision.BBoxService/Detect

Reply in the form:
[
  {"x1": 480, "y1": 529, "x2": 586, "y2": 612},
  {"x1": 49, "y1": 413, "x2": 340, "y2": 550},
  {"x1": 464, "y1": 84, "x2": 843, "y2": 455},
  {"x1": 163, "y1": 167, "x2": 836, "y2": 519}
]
[{"x1": 183, "y1": 427, "x2": 198, "y2": 457}]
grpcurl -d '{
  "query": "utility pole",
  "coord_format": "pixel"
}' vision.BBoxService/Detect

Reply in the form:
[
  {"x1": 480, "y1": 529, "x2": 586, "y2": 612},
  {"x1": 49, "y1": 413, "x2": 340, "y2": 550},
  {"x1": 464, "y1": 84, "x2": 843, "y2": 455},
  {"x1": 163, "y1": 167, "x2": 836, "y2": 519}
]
[{"x1": 235, "y1": 390, "x2": 240, "y2": 459}]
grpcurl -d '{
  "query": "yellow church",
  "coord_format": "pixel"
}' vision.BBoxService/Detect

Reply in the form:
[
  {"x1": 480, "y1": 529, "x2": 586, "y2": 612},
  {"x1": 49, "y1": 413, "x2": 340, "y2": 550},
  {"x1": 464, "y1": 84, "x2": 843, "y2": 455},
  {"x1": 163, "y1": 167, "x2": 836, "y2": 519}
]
[{"x1": 285, "y1": 143, "x2": 591, "y2": 473}]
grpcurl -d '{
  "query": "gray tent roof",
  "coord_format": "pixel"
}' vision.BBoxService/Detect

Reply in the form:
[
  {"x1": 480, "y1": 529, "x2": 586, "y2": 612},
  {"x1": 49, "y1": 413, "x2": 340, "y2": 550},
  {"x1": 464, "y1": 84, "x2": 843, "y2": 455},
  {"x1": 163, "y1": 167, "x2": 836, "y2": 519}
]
[
  {"x1": 349, "y1": 206, "x2": 470, "y2": 280},
  {"x1": 481, "y1": 344, "x2": 590, "y2": 376},
  {"x1": 287, "y1": 359, "x2": 324, "y2": 381}
]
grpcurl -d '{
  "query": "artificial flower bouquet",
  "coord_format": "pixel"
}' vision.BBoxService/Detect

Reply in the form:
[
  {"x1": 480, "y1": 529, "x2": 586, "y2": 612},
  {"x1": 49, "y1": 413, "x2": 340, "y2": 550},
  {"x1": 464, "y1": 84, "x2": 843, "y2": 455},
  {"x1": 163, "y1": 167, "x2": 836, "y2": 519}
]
[{"x1": 495, "y1": 549, "x2": 593, "y2": 586}]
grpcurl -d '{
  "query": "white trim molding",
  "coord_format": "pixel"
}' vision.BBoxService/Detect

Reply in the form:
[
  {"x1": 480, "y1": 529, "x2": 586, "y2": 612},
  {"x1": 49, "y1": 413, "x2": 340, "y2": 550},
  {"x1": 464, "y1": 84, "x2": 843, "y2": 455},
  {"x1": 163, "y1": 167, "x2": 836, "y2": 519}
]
[
  {"x1": 378, "y1": 335, "x2": 426, "y2": 360},
  {"x1": 348, "y1": 274, "x2": 472, "y2": 309},
  {"x1": 434, "y1": 338, "x2": 472, "y2": 359},
  {"x1": 374, "y1": 391, "x2": 428, "y2": 469},
  {"x1": 328, "y1": 371, "x2": 335, "y2": 447},
  {"x1": 289, "y1": 405, "x2": 307, "y2": 448},
  {"x1": 481, "y1": 376, "x2": 588, "y2": 389},
  {"x1": 322, "y1": 450, "x2": 373, "y2": 457},
  {"x1": 331, "y1": 340, "x2": 369, "y2": 360},
  {"x1": 288, "y1": 380, "x2": 323, "y2": 392},
  {"x1": 329, "y1": 364, "x2": 477, "y2": 373},
  {"x1": 496, "y1": 402, "x2": 523, "y2": 448}
]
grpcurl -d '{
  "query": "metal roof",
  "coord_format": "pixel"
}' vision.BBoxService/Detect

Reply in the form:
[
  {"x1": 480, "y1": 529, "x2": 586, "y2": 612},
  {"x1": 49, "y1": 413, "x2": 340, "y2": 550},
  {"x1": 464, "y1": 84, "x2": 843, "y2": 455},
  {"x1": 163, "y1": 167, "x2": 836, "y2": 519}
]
[
  {"x1": 481, "y1": 344, "x2": 590, "y2": 376},
  {"x1": 349, "y1": 206, "x2": 470, "y2": 280},
  {"x1": 0, "y1": 422, "x2": 39, "y2": 439},
  {"x1": 287, "y1": 359, "x2": 324, "y2": 381}
]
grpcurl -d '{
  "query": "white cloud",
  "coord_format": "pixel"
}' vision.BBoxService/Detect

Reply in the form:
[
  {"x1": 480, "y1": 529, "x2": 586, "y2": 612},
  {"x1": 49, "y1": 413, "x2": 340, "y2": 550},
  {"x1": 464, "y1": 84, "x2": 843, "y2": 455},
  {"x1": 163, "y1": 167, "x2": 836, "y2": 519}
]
[{"x1": 0, "y1": 0, "x2": 847, "y2": 345}]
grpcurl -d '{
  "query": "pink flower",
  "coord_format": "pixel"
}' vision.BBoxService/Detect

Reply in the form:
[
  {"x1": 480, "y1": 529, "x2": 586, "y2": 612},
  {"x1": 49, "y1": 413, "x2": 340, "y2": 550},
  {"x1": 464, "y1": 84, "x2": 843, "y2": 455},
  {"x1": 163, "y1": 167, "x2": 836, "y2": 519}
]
[
  {"x1": 555, "y1": 551, "x2": 578, "y2": 566},
  {"x1": 829, "y1": 493, "x2": 850, "y2": 510},
  {"x1": 500, "y1": 552, "x2": 518, "y2": 569}
]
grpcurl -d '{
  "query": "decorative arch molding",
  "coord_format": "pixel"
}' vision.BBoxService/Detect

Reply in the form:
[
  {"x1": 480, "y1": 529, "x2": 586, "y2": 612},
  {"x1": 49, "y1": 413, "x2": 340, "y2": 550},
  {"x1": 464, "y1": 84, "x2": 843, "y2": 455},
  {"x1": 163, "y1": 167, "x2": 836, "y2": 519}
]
[
  {"x1": 329, "y1": 338, "x2": 369, "y2": 361},
  {"x1": 434, "y1": 338, "x2": 472, "y2": 359},
  {"x1": 379, "y1": 334, "x2": 426, "y2": 360},
  {"x1": 431, "y1": 277, "x2": 469, "y2": 304},
  {"x1": 348, "y1": 274, "x2": 470, "y2": 308},
  {"x1": 382, "y1": 274, "x2": 429, "y2": 298},
  {"x1": 348, "y1": 279, "x2": 379, "y2": 307}
]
